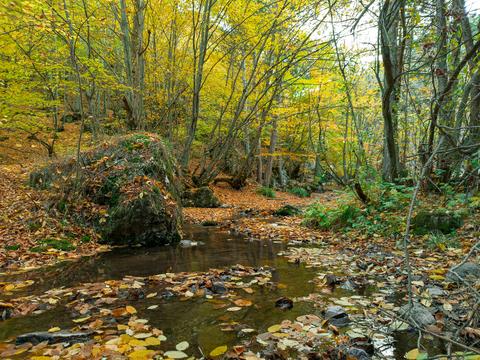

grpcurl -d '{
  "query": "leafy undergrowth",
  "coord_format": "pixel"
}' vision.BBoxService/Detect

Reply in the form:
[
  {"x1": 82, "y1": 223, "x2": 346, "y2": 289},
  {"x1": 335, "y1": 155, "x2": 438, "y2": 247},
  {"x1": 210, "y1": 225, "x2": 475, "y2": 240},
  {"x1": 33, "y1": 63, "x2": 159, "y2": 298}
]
[{"x1": 0, "y1": 166, "x2": 104, "y2": 275}]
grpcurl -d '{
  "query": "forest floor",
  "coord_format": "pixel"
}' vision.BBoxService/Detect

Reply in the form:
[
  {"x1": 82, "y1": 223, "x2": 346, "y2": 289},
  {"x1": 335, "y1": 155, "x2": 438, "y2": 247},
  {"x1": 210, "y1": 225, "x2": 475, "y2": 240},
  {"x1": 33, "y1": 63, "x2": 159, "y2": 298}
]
[{"x1": 0, "y1": 130, "x2": 479, "y2": 359}]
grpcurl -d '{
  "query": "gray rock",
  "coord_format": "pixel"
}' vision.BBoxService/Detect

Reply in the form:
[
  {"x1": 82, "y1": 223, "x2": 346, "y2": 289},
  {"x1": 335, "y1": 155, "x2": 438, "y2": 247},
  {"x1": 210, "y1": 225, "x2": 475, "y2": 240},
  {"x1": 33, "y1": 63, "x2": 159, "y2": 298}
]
[
  {"x1": 446, "y1": 262, "x2": 480, "y2": 283},
  {"x1": 16, "y1": 331, "x2": 93, "y2": 345},
  {"x1": 212, "y1": 282, "x2": 227, "y2": 294},
  {"x1": 426, "y1": 286, "x2": 445, "y2": 297},
  {"x1": 340, "y1": 279, "x2": 357, "y2": 291},
  {"x1": 399, "y1": 303, "x2": 435, "y2": 327},
  {"x1": 347, "y1": 347, "x2": 371, "y2": 360},
  {"x1": 324, "y1": 305, "x2": 350, "y2": 327},
  {"x1": 179, "y1": 240, "x2": 199, "y2": 248}
]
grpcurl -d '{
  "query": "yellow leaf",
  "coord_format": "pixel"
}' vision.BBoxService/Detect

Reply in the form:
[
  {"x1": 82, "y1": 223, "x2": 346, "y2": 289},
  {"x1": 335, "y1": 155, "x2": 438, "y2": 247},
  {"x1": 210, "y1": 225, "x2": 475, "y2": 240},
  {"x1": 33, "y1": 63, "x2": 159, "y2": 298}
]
[
  {"x1": 210, "y1": 345, "x2": 228, "y2": 357},
  {"x1": 405, "y1": 349, "x2": 419, "y2": 359},
  {"x1": 429, "y1": 275, "x2": 445, "y2": 281},
  {"x1": 126, "y1": 305, "x2": 137, "y2": 314},
  {"x1": 73, "y1": 316, "x2": 91, "y2": 323},
  {"x1": 128, "y1": 349, "x2": 155, "y2": 360},
  {"x1": 146, "y1": 292, "x2": 157, "y2": 298},
  {"x1": 48, "y1": 327, "x2": 61, "y2": 332},
  {"x1": 31, "y1": 357, "x2": 52, "y2": 360},
  {"x1": 144, "y1": 337, "x2": 161, "y2": 346},
  {"x1": 129, "y1": 339, "x2": 147, "y2": 346},
  {"x1": 267, "y1": 324, "x2": 281, "y2": 333},
  {"x1": 4, "y1": 284, "x2": 15, "y2": 291}
]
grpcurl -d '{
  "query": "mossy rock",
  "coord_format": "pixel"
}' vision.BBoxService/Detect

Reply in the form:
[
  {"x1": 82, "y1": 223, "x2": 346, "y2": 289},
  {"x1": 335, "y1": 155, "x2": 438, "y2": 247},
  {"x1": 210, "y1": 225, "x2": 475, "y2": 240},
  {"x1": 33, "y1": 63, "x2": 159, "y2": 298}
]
[
  {"x1": 274, "y1": 205, "x2": 301, "y2": 216},
  {"x1": 102, "y1": 189, "x2": 181, "y2": 246},
  {"x1": 182, "y1": 186, "x2": 220, "y2": 208},
  {"x1": 30, "y1": 133, "x2": 183, "y2": 247},
  {"x1": 412, "y1": 209, "x2": 464, "y2": 235}
]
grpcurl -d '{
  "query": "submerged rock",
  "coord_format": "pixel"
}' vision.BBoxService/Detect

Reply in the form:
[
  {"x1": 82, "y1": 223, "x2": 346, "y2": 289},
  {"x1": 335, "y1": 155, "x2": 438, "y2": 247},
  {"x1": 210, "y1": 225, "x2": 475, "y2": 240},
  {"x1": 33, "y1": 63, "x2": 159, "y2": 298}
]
[
  {"x1": 179, "y1": 240, "x2": 198, "y2": 247},
  {"x1": 446, "y1": 262, "x2": 480, "y2": 283},
  {"x1": 275, "y1": 297, "x2": 293, "y2": 310},
  {"x1": 211, "y1": 282, "x2": 228, "y2": 294},
  {"x1": 324, "y1": 306, "x2": 350, "y2": 327},
  {"x1": 399, "y1": 302, "x2": 435, "y2": 327},
  {"x1": 16, "y1": 331, "x2": 93, "y2": 345},
  {"x1": 182, "y1": 186, "x2": 220, "y2": 208}
]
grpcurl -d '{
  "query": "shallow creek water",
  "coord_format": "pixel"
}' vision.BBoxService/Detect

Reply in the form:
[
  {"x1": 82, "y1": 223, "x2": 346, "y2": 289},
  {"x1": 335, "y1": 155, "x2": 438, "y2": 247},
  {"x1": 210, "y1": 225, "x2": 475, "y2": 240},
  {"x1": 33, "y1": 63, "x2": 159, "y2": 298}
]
[{"x1": 0, "y1": 224, "x2": 450, "y2": 358}]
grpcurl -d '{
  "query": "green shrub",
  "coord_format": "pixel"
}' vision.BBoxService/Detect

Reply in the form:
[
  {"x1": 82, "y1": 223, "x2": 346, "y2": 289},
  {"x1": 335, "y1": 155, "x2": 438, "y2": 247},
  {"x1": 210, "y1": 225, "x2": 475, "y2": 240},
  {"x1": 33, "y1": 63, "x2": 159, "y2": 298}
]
[
  {"x1": 121, "y1": 134, "x2": 152, "y2": 151},
  {"x1": 426, "y1": 233, "x2": 460, "y2": 250},
  {"x1": 375, "y1": 182, "x2": 413, "y2": 212},
  {"x1": 303, "y1": 203, "x2": 361, "y2": 230},
  {"x1": 288, "y1": 187, "x2": 310, "y2": 198},
  {"x1": 80, "y1": 235, "x2": 92, "y2": 243},
  {"x1": 257, "y1": 187, "x2": 276, "y2": 198}
]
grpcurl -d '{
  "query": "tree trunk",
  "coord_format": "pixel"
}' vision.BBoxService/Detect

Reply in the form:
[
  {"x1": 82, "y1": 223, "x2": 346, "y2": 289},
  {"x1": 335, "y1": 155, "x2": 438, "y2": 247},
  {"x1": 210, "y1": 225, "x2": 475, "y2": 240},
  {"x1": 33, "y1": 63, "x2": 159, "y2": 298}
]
[
  {"x1": 119, "y1": 0, "x2": 146, "y2": 130},
  {"x1": 264, "y1": 120, "x2": 278, "y2": 187},
  {"x1": 379, "y1": 0, "x2": 404, "y2": 182}
]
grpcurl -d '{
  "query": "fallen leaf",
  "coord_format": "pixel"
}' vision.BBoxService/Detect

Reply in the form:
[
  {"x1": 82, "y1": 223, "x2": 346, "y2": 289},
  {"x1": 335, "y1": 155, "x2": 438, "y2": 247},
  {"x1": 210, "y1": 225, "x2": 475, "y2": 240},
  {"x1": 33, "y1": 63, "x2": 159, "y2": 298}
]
[
  {"x1": 210, "y1": 345, "x2": 228, "y2": 357},
  {"x1": 126, "y1": 305, "x2": 137, "y2": 314}
]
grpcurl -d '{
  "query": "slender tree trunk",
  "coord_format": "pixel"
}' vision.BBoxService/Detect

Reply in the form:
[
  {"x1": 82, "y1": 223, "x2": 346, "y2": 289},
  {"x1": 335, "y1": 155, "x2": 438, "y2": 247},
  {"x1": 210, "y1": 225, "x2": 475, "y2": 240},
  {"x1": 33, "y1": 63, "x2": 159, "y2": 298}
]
[{"x1": 264, "y1": 119, "x2": 278, "y2": 187}]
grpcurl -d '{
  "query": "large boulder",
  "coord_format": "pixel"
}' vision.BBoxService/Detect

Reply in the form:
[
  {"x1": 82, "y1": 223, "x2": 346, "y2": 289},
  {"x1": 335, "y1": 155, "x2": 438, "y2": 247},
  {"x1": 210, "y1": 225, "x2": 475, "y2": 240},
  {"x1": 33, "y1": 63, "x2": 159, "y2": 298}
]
[
  {"x1": 30, "y1": 134, "x2": 182, "y2": 246},
  {"x1": 412, "y1": 209, "x2": 464, "y2": 234},
  {"x1": 182, "y1": 186, "x2": 220, "y2": 208}
]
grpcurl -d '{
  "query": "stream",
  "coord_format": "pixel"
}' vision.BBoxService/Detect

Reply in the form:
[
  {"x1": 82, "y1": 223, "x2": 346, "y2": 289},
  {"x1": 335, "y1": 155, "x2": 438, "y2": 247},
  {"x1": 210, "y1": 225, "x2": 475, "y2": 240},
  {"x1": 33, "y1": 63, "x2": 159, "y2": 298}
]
[{"x1": 0, "y1": 224, "x2": 450, "y2": 358}]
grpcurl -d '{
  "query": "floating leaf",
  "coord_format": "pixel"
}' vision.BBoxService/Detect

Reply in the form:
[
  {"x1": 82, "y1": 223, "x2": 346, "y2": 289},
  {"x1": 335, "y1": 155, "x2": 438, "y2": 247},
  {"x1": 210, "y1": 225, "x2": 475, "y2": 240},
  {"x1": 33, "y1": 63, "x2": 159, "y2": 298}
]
[
  {"x1": 234, "y1": 299, "x2": 253, "y2": 307},
  {"x1": 48, "y1": 327, "x2": 60, "y2": 333},
  {"x1": 210, "y1": 345, "x2": 228, "y2": 357},
  {"x1": 176, "y1": 341, "x2": 189, "y2": 351},
  {"x1": 126, "y1": 305, "x2": 137, "y2": 314},
  {"x1": 145, "y1": 337, "x2": 161, "y2": 346},
  {"x1": 128, "y1": 349, "x2": 155, "y2": 359},
  {"x1": 226, "y1": 306, "x2": 241, "y2": 312},
  {"x1": 164, "y1": 350, "x2": 188, "y2": 359},
  {"x1": 72, "y1": 316, "x2": 91, "y2": 323},
  {"x1": 268, "y1": 324, "x2": 281, "y2": 333}
]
